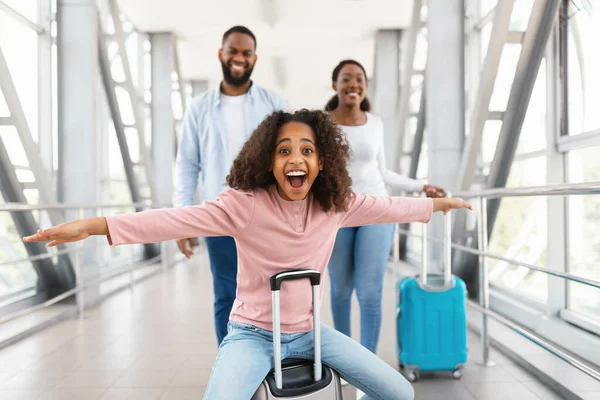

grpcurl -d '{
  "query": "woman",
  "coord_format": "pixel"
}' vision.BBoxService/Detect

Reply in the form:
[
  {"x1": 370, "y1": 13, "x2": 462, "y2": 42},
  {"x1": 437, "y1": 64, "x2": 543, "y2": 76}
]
[{"x1": 325, "y1": 59, "x2": 446, "y2": 353}]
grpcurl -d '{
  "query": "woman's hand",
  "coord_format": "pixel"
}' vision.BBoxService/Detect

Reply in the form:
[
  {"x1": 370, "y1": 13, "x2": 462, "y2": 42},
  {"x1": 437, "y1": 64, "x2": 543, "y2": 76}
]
[
  {"x1": 423, "y1": 184, "x2": 447, "y2": 198},
  {"x1": 433, "y1": 198, "x2": 473, "y2": 214},
  {"x1": 23, "y1": 217, "x2": 108, "y2": 247}
]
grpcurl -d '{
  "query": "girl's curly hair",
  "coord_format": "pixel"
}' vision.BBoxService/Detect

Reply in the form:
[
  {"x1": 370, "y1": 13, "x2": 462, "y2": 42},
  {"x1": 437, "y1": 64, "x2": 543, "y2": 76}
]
[{"x1": 227, "y1": 109, "x2": 352, "y2": 212}]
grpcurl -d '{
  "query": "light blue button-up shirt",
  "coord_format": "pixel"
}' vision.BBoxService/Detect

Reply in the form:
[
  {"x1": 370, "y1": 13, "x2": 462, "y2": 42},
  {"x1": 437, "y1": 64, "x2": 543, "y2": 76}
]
[{"x1": 175, "y1": 83, "x2": 287, "y2": 206}]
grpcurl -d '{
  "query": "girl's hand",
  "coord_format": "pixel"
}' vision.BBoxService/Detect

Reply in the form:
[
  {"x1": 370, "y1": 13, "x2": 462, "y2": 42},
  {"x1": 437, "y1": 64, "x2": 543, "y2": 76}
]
[
  {"x1": 433, "y1": 198, "x2": 473, "y2": 214},
  {"x1": 23, "y1": 218, "x2": 108, "y2": 247}
]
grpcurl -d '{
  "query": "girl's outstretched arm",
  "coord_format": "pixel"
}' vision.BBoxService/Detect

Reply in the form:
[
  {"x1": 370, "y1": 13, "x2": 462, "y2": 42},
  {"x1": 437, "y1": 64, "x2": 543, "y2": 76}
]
[
  {"x1": 24, "y1": 217, "x2": 108, "y2": 247},
  {"x1": 23, "y1": 189, "x2": 255, "y2": 248},
  {"x1": 339, "y1": 194, "x2": 473, "y2": 228}
]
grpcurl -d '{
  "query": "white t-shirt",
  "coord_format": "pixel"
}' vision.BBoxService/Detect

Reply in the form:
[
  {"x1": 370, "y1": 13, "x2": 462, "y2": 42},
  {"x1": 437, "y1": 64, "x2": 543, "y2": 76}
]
[
  {"x1": 221, "y1": 94, "x2": 247, "y2": 162},
  {"x1": 340, "y1": 112, "x2": 425, "y2": 197}
]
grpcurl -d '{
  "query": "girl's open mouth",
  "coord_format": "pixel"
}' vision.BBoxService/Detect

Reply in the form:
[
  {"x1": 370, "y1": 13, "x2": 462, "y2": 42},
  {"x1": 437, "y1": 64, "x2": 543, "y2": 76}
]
[{"x1": 286, "y1": 170, "x2": 307, "y2": 189}]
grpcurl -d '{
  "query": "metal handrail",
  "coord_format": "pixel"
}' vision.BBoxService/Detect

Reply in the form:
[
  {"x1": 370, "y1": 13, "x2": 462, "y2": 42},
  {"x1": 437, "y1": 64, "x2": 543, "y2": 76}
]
[
  {"x1": 0, "y1": 240, "x2": 181, "y2": 325},
  {"x1": 0, "y1": 253, "x2": 163, "y2": 325},
  {"x1": 0, "y1": 201, "x2": 178, "y2": 329},
  {"x1": 467, "y1": 301, "x2": 600, "y2": 382},
  {"x1": 4, "y1": 181, "x2": 595, "y2": 208},
  {"x1": 453, "y1": 180, "x2": 600, "y2": 199},
  {"x1": 395, "y1": 180, "x2": 600, "y2": 382},
  {"x1": 1, "y1": 245, "x2": 84, "y2": 268},
  {"x1": 0, "y1": 202, "x2": 171, "y2": 268},
  {"x1": 451, "y1": 182, "x2": 600, "y2": 374},
  {"x1": 1, "y1": 240, "x2": 142, "y2": 268},
  {"x1": 0, "y1": 201, "x2": 169, "y2": 212},
  {"x1": 3, "y1": 183, "x2": 600, "y2": 380},
  {"x1": 397, "y1": 228, "x2": 600, "y2": 290},
  {"x1": 0, "y1": 285, "x2": 36, "y2": 305},
  {"x1": 396, "y1": 228, "x2": 600, "y2": 382}
]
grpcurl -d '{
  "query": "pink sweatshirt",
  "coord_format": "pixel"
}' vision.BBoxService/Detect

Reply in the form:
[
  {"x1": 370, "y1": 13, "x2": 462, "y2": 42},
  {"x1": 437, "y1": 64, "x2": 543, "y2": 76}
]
[{"x1": 105, "y1": 185, "x2": 433, "y2": 333}]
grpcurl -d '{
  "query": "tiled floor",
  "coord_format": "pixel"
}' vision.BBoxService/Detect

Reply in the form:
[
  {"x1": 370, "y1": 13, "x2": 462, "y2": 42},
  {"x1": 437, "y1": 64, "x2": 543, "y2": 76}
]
[{"x1": 0, "y1": 248, "x2": 566, "y2": 399}]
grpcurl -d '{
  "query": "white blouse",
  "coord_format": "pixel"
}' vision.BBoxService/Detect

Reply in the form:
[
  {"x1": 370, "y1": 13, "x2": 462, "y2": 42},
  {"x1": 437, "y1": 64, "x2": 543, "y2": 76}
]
[{"x1": 339, "y1": 112, "x2": 425, "y2": 197}]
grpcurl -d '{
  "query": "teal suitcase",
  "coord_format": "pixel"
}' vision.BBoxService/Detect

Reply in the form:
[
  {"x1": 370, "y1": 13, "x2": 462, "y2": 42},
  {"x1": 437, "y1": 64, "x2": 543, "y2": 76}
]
[{"x1": 395, "y1": 212, "x2": 468, "y2": 382}]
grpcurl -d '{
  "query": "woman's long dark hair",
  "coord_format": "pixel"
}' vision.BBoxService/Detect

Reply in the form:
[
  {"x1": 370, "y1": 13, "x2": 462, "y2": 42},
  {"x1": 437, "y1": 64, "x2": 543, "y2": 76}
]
[{"x1": 325, "y1": 59, "x2": 371, "y2": 112}]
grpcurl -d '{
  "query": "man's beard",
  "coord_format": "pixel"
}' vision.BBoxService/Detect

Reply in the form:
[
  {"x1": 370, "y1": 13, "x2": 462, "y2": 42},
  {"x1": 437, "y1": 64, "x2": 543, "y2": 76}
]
[{"x1": 221, "y1": 61, "x2": 254, "y2": 86}]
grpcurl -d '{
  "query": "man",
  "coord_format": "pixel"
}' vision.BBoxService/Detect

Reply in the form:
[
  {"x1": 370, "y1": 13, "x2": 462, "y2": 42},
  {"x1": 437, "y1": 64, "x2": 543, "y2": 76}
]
[{"x1": 175, "y1": 26, "x2": 287, "y2": 345}]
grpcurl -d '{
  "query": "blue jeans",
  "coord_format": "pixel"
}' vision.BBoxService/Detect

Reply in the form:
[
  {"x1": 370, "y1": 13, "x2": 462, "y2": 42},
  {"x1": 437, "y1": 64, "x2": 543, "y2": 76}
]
[
  {"x1": 328, "y1": 224, "x2": 396, "y2": 353},
  {"x1": 205, "y1": 236, "x2": 238, "y2": 345},
  {"x1": 203, "y1": 321, "x2": 414, "y2": 399}
]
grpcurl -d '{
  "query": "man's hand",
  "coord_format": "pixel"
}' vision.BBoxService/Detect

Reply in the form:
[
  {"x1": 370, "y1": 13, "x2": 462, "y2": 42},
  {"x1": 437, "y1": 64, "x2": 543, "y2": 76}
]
[
  {"x1": 176, "y1": 238, "x2": 196, "y2": 259},
  {"x1": 423, "y1": 184, "x2": 447, "y2": 198}
]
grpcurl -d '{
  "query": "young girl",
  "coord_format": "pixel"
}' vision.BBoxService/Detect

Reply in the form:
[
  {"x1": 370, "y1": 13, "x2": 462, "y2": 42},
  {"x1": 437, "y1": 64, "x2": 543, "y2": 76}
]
[
  {"x1": 324, "y1": 59, "x2": 447, "y2": 354},
  {"x1": 24, "y1": 109, "x2": 471, "y2": 400}
]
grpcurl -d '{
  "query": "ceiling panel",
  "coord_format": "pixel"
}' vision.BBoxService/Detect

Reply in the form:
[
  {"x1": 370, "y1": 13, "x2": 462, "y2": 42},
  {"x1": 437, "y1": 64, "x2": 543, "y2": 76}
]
[{"x1": 117, "y1": 0, "x2": 413, "y2": 109}]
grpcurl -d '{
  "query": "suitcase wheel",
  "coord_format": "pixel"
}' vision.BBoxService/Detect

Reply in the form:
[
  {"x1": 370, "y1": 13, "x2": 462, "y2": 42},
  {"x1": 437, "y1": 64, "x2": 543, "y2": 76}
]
[
  {"x1": 406, "y1": 370, "x2": 419, "y2": 382},
  {"x1": 452, "y1": 368, "x2": 463, "y2": 380}
]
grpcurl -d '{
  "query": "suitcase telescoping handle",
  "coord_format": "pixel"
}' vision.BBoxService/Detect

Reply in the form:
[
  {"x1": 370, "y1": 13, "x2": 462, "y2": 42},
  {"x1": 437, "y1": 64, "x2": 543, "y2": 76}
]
[
  {"x1": 270, "y1": 270, "x2": 322, "y2": 390},
  {"x1": 421, "y1": 195, "x2": 453, "y2": 287}
]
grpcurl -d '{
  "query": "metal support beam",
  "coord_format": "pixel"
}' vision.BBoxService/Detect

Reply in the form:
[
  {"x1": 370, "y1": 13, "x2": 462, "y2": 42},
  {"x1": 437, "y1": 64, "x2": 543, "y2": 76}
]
[
  {"x1": 466, "y1": 0, "x2": 482, "y2": 134},
  {"x1": 488, "y1": 111, "x2": 504, "y2": 120},
  {"x1": 507, "y1": 31, "x2": 525, "y2": 43},
  {"x1": 398, "y1": 79, "x2": 426, "y2": 260},
  {"x1": 0, "y1": 137, "x2": 75, "y2": 297},
  {"x1": 56, "y1": 0, "x2": 98, "y2": 211},
  {"x1": 173, "y1": 39, "x2": 187, "y2": 116},
  {"x1": 545, "y1": 17, "x2": 567, "y2": 316},
  {"x1": 0, "y1": 1, "x2": 46, "y2": 33},
  {"x1": 97, "y1": 75, "x2": 110, "y2": 206},
  {"x1": 427, "y1": 0, "x2": 465, "y2": 266},
  {"x1": 108, "y1": 0, "x2": 156, "y2": 203},
  {"x1": 395, "y1": 0, "x2": 422, "y2": 173},
  {"x1": 98, "y1": 25, "x2": 159, "y2": 260},
  {"x1": 456, "y1": 0, "x2": 515, "y2": 192},
  {"x1": 0, "y1": 47, "x2": 62, "y2": 225},
  {"x1": 486, "y1": 0, "x2": 561, "y2": 235},
  {"x1": 136, "y1": 33, "x2": 146, "y2": 104},
  {"x1": 408, "y1": 81, "x2": 426, "y2": 180},
  {"x1": 453, "y1": 0, "x2": 561, "y2": 296},
  {"x1": 475, "y1": 7, "x2": 496, "y2": 31},
  {"x1": 57, "y1": 0, "x2": 100, "y2": 308},
  {"x1": 559, "y1": 0, "x2": 569, "y2": 138},
  {"x1": 150, "y1": 32, "x2": 175, "y2": 206},
  {"x1": 98, "y1": 29, "x2": 142, "y2": 207},
  {"x1": 372, "y1": 29, "x2": 402, "y2": 173},
  {"x1": 557, "y1": 129, "x2": 600, "y2": 152},
  {"x1": 38, "y1": 0, "x2": 53, "y2": 176}
]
